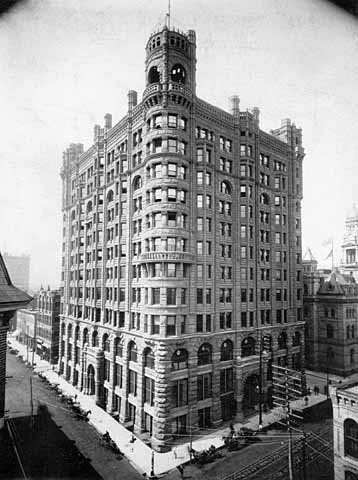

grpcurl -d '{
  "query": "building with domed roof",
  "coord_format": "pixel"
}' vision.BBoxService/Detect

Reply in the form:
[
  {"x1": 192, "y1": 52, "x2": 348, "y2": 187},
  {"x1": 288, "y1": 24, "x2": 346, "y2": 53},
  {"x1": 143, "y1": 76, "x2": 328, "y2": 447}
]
[
  {"x1": 341, "y1": 204, "x2": 358, "y2": 281},
  {"x1": 58, "y1": 21, "x2": 304, "y2": 451}
]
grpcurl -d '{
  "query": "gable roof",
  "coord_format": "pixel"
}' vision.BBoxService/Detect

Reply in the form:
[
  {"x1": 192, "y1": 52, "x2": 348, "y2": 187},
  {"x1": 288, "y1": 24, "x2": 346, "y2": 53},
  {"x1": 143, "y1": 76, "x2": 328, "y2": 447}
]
[{"x1": 0, "y1": 253, "x2": 32, "y2": 311}]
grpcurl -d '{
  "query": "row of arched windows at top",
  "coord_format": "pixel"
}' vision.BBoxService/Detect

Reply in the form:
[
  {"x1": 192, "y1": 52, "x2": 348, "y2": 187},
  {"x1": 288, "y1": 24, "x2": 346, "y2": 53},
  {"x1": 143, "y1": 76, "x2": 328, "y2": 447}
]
[{"x1": 63, "y1": 324, "x2": 300, "y2": 366}]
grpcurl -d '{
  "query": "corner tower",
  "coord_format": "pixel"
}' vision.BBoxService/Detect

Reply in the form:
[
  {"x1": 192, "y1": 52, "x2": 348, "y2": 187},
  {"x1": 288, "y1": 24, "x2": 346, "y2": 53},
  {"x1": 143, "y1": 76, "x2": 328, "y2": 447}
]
[
  {"x1": 143, "y1": 27, "x2": 196, "y2": 107},
  {"x1": 341, "y1": 204, "x2": 358, "y2": 281}
]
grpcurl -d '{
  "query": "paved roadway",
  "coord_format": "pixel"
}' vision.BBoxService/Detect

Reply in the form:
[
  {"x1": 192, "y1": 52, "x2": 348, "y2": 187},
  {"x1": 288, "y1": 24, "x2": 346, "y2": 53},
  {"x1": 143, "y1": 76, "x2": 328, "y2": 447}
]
[
  {"x1": 5, "y1": 349, "x2": 143, "y2": 480},
  {"x1": 163, "y1": 419, "x2": 334, "y2": 480}
]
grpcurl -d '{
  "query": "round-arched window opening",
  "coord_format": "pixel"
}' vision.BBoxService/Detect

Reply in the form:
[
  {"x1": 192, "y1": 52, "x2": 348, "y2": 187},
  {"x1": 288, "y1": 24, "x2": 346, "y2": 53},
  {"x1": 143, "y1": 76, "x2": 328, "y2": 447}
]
[
  {"x1": 171, "y1": 64, "x2": 186, "y2": 84},
  {"x1": 148, "y1": 66, "x2": 160, "y2": 84}
]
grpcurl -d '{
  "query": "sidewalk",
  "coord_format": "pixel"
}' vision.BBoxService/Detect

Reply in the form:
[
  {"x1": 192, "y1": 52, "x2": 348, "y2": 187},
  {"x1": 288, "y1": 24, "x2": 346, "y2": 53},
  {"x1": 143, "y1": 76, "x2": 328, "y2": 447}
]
[{"x1": 7, "y1": 335, "x2": 327, "y2": 477}]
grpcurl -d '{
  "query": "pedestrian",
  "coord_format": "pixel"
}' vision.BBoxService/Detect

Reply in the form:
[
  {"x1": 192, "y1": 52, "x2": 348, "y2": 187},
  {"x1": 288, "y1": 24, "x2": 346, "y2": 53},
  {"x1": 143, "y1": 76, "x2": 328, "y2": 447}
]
[
  {"x1": 314, "y1": 385, "x2": 319, "y2": 396},
  {"x1": 173, "y1": 448, "x2": 177, "y2": 459},
  {"x1": 177, "y1": 465, "x2": 184, "y2": 479},
  {"x1": 304, "y1": 396, "x2": 309, "y2": 406}
]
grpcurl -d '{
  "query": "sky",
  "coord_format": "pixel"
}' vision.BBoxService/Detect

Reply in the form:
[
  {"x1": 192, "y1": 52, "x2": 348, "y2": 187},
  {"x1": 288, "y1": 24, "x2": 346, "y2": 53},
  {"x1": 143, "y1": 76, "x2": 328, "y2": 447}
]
[{"x1": 0, "y1": 0, "x2": 358, "y2": 289}]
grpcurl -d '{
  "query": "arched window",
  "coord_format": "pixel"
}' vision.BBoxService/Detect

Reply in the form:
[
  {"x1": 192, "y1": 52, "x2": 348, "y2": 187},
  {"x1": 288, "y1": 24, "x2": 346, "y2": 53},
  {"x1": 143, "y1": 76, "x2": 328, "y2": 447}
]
[
  {"x1": 67, "y1": 324, "x2": 73, "y2": 338},
  {"x1": 345, "y1": 419, "x2": 358, "y2": 458},
  {"x1": 92, "y1": 330, "x2": 98, "y2": 347},
  {"x1": 292, "y1": 331, "x2": 301, "y2": 347},
  {"x1": 107, "y1": 190, "x2": 114, "y2": 202},
  {"x1": 114, "y1": 337, "x2": 122, "y2": 357},
  {"x1": 128, "y1": 341, "x2": 137, "y2": 362},
  {"x1": 171, "y1": 63, "x2": 186, "y2": 84},
  {"x1": 220, "y1": 340, "x2": 233, "y2": 361},
  {"x1": 133, "y1": 176, "x2": 142, "y2": 191},
  {"x1": 260, "y1": 193, "x2": 269, "y2": 205},
  {"x1": 220, "y1": 181, "x2": 232, "y2": 195},
  {"x1": 241, "y1": 337, "x2": 255, "y2": 357},
  {"x1": 103, "y1": 333, "x2": 110, "y2": 352},
  {"x1": 82, "y1": 328, "x2": 89, "y2": 345},
  {"x1": 86, "y1": 201, "x2": 93, "y2": 213},
  {"x1": 198, "y1": 343, "x2": 212, "y2": 366},
  {"x1": 172, "y1": 349, "x2": 188, "y2": 370},
  {"x1": 148, "y1": 66, "x2": 160, "y2": 84},
  {"x1": 144, "y1": 348, "x2": 155, "y2": 369},
  {"x1": 278, "y1": 332, "x2": 287, "y2": 350}
]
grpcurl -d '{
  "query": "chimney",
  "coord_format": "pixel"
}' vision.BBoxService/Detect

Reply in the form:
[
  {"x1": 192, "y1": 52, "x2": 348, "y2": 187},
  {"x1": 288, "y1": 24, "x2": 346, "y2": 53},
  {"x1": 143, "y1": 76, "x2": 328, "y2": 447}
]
[
  {"x1": 252, "y1": 107, "x2": 260, "y2": 126},
  {"x1": 104, "y1": 113, "x2": 112, "y2": 129},
  {"x1": 128, "y1": 90, "x2": 138, "y2": 112},
  {"x1": 229, "y1": 95, "x2": 240, "y2": 119}
]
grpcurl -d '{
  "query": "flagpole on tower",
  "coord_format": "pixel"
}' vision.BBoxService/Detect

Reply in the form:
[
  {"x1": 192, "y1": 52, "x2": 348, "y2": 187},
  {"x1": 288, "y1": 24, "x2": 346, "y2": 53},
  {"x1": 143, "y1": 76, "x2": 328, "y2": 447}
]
[{"x1": 167, "y1": 0, "x2": 171, "y2": 30}]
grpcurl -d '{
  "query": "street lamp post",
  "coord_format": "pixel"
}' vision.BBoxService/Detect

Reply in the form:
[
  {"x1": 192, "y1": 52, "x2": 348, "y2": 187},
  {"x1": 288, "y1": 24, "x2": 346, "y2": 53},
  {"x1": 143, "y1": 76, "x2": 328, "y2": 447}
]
[{"x1": 259, "y1": 334, "x2": 263, "y2": 429}]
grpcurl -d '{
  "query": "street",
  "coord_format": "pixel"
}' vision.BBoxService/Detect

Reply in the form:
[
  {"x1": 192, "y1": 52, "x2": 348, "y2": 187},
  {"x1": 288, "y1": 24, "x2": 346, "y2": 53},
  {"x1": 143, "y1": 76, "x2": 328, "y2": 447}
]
[{"x1": 4, "y1": 349, "x2": 143, "y2": 480}]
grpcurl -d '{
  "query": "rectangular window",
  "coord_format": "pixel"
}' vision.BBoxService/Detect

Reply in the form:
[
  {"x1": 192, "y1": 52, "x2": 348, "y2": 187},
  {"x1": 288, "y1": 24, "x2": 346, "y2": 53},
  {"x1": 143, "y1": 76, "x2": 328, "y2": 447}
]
[
  {"x1": 172, "y1": 379, "x2": 188, "y2": 407},
  {"x1": 167, "y1": 288, "x2": 176, "y2": 305},
  {"x1": 166, "y1": 315, "x2": 176, "y2": 336},
  {"x1": 197, "y1": 373, "x2": 212, "y2": 401},
  {"x1": 128, "y1": 370, "x2": 137, "y2": 396},
  {"x1": 196, "y1": 314, "x2": 203, "y2": 332}
]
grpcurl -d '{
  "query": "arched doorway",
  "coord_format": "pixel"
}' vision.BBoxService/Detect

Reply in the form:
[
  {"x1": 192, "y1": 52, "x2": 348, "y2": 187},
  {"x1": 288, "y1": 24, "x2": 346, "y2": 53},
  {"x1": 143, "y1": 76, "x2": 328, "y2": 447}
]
[
  {"x1": 242, "y1": 374, "x2": 259, "y2": 413},
  {"x1": 87, "y1": 364, "x2": 95, "y2": 396}
]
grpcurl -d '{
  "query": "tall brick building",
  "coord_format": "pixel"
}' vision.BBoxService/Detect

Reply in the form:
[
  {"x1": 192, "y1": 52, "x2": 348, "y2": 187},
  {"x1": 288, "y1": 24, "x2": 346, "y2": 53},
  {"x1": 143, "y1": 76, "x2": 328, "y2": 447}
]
[{"x1": 59, "y1": 24, "x2": 304, "y2": 451}]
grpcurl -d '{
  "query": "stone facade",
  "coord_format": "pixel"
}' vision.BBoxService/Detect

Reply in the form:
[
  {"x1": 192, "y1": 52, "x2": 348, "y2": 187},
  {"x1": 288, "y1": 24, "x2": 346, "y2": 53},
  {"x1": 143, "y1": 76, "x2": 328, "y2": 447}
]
[
  {"x1": 331, "y1": 382, "x2": 358, "y2": 479},
  {"x1": 36, "y1": 287, "x2": 61, "y2": 364},
  {"x1": 59, "y1": 24, "x2": 304, "y2": 451},
  {"x1": 304, "y1": 256, "x2": 358, "y2": 377}
]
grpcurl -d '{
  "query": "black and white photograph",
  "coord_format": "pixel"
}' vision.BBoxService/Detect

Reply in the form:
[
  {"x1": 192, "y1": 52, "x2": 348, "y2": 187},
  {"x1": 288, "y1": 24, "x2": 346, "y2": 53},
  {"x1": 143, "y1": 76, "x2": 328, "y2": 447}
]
[{"x1": 1, "y1": 1, "x2": 358, "y2": 478}]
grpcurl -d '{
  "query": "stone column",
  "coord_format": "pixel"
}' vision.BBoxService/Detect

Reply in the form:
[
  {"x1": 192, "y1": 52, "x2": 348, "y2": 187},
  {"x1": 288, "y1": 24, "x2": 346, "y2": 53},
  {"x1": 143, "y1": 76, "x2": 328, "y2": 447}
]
[
  {"x1": 211, "y1": 352, "x2": 223, "y2": 427},
  {"x1": 152, "y1": 343, "x2": 171, "y2": 452},
  {"x1": 95, "y1": 349, "x2": 104, "y2": 406}
]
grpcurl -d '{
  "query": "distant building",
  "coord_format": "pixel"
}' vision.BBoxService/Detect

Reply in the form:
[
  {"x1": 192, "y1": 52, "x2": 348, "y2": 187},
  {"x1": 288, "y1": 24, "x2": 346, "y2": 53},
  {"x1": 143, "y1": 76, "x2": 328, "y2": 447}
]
[
  {"x1": 16, "y1": 309, "x2": 36, "y2": 357},
  {"x1": 304, "y1": 251, "x2": 358, "y2": 377},
  {"x1": 331, "y1": 381, "x2": 358, "y2": 479},
  {"x1": 16, "y1": 287, "x2": 61, "y2": 365},
  {"x1": 0, "y1": 253, "x2": 32, "y2": 429},
  {"x1": 3, "y1": 253, "x2": 30, "y2": 292},
  {"x1": 341, "y1": 205, "x2": 358, "y2": 282},
  {"x1": 36, "y1": 287, "x2": 61, "y2": 364}
]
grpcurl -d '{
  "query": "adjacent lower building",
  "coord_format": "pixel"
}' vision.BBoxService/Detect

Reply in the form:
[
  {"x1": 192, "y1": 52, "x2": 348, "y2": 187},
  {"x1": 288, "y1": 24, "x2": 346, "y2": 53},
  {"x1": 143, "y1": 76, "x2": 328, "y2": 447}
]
[
  {"x1": 331, "y1": 381, "x2": 358, "y2": 479},
  {"x1": 304, "y1": 253, "x2": 358, "y2": 377},
  {"x1": 36, "y1": 287, "x2": 60, "y2": 363},
  {"x1": 16, "y1": 308, "x2": 36, "y2": 359},
  {"x1": 0, "y1": 253, "x2": 32, "y2": 428},
  {"x1": 16, "y1": 286, "x2": 61, "y2": 365},
  {"x1": 58, "y1": 21, "x2": 305, "y2": 451}
]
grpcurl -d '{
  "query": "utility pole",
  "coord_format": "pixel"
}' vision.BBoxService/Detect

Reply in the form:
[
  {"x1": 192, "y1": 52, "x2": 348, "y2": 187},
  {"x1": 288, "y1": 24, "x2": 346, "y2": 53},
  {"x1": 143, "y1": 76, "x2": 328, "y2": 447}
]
[
  {"x1": 302, "y1": 431, "x2": 307, "y2": 480},
  {"x1": 285, "y1": 368, "x2": 294, "y2": 480},
  {"x1": 30, "y1": 375, "x2": 34, "y2": 428},
  {"x1": 189, "y1": 406, "x2": 193, "y2": 463},
  {"x1": 26, "y1": 326, "x2": 29, "y2": 364},
  {"x1": 259, "y1": 333, "x2": 263, "y2": 428},
  {"x1": 31, "y1": 313, "x2": 37, "y2": 367}
]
